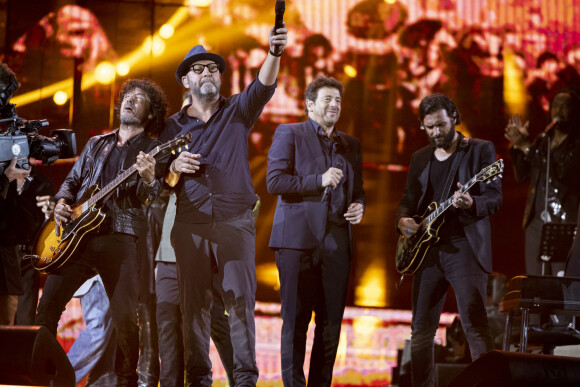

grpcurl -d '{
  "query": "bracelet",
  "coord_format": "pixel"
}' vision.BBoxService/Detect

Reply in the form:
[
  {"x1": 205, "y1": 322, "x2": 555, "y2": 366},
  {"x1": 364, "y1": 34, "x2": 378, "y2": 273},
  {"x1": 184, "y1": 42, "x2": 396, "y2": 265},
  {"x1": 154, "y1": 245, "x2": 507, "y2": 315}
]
[
  {"x1": 170, "y1": 160, "x2": 180, "y2": 174},
  {"x1": 145, "y1": 179, "x2": 156, "y2": 187},
  {"x1": 269, "y1": 48, "x2": 284, "y2": 57}
]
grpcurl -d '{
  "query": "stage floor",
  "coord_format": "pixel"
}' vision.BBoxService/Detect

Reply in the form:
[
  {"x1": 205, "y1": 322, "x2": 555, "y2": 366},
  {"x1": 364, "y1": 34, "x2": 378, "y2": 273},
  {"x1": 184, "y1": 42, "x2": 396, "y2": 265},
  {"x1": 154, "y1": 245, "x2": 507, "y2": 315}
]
[{"x1": 56, "y1": 300, "x2": 456, "y2": 386}]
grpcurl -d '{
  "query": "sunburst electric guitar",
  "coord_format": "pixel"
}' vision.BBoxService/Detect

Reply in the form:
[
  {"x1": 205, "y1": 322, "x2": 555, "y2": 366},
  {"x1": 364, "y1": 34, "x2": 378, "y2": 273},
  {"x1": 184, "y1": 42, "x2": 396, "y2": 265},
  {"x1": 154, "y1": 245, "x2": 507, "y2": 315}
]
[
  {"x1": 395, "y1": 159, "x2": 504, "y2": 276},
  {"x1": 27, "y1": 133, "x2": 191, "y2": 274}
]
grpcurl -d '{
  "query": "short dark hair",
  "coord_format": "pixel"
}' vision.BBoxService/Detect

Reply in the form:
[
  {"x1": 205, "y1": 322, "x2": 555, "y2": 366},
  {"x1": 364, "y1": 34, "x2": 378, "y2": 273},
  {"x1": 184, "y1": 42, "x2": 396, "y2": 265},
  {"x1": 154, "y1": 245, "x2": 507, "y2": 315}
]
[
  {"x1": 116, "y1": 79, "x2": 168, "y2": 137},
  {"x1": 304, "y1": 74, "x2": 344, "y2": 116},
  {"x1": 418, "y1": 93, "x2": 461, "y2": 126}
]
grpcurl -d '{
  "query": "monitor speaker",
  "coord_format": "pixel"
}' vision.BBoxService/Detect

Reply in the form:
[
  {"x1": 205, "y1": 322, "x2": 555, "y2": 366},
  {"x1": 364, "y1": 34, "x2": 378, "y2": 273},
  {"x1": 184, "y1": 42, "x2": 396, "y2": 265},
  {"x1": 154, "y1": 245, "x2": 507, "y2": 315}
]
[
  {"x1": 0, "y1": 325, "x2": 75, "y2": 386},
  {"x1": 449, "y1": 350, "x2": 580, "y2": 387}
]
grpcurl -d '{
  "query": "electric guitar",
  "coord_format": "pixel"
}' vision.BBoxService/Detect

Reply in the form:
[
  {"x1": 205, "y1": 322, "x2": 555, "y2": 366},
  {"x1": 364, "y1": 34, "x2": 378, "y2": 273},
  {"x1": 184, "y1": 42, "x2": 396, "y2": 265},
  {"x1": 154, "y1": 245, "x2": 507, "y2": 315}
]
[
  {"x1": 395, "y1": 159, "x2": 504, "y2": 276},
  {"x1": 28, "y1": 133, "x2": 191, "y2": 274}
]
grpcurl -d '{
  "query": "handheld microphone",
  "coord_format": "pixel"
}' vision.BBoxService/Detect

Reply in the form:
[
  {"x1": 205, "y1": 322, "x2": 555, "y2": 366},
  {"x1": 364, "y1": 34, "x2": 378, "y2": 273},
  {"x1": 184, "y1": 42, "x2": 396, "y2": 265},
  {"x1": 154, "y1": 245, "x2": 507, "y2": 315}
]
[
  {"x1": 274, "y1": 0, "x2": 285, "y2": 54},
  {"x1": 275, "y1": 0, "x2": 285, "y2": 30},
  {"x1": 321, "y1": 160, "x2": 343, "y2": 203},
  {"x1": 543, "y1": 117, "x2": 560, "y2": 135}
]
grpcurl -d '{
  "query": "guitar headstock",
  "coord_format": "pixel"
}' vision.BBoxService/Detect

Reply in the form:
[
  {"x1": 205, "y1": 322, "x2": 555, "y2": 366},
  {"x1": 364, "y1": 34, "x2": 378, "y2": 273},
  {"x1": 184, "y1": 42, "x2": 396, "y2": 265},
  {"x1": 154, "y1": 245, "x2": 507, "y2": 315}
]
[
  {"x1": 475, "y1": 159, "x2": 504, "y2": 184},
  {"x1": 153, "y1": 133, "x2": 192, "y2": 156}
]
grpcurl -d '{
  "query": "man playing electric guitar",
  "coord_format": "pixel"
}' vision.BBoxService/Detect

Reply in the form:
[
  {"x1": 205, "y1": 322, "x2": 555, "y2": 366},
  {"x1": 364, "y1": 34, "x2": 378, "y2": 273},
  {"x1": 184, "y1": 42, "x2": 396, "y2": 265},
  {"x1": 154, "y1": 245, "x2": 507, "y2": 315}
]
[
  {"x1": 396, "y1": 93, "x2": 502, "y2": 387},
  {"x1": 35, "y1": 79, "x2": 168, "y2": 386}
]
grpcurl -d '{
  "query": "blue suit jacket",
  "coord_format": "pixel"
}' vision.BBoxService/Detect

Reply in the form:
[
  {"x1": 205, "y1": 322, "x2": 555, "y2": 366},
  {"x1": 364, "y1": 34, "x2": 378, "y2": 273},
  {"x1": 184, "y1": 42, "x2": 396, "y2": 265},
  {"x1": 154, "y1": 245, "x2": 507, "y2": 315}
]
[{"x1": 267, "y1": 119, "x2": 365, "y2": 250}]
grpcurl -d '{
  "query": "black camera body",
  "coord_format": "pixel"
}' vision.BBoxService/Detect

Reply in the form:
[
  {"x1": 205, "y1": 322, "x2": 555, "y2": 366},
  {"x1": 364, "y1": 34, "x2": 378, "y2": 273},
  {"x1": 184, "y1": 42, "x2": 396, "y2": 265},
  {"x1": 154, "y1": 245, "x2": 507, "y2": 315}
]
[{"x1": 0, "y1": 103, "x2": 77, "y2": 171}]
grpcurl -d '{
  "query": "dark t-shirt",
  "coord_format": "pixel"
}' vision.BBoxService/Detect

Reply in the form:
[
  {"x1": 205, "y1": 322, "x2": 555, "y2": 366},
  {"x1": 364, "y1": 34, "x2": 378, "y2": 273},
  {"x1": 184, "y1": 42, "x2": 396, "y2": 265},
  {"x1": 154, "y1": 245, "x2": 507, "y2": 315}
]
[
  {"x1": 101, "y1": 144, "x2": 124, "y2": 215},
  {"x1": 427, "y1": 153, "x2": 465, "y2": 242}
]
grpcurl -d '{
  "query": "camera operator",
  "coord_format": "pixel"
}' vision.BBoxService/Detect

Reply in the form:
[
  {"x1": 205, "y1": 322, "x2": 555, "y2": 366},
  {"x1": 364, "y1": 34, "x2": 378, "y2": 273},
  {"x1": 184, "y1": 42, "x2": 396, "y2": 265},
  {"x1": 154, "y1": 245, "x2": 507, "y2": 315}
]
[
  {"x1": 0, "y1": 156, "x2": 54, "y2": 325},
  {"x1": 0, "y1": 62, "x2": 56, "y2": 325}
]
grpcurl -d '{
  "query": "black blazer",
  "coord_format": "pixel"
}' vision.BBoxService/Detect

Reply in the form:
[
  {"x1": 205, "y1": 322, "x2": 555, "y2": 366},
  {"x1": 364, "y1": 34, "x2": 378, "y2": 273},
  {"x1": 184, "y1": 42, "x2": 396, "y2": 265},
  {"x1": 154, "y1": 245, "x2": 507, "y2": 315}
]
[
  {"x1": 396, "y1": 132, "x2": 502, "y2": 272},
  {"x1": 267, "y1": 119, "x2": 365, "y2": 250}
]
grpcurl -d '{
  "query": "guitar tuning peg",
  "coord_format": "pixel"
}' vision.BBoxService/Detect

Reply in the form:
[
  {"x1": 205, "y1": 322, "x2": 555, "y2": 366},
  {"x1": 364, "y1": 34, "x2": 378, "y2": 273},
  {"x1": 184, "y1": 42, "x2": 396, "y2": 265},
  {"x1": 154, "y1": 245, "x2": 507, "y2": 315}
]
[
  {"x1": 178, "y1": 147, "x2": 182, "y2": 152},
  {"x1": 185, "y1": 145, "x2": 189, "y2": 150},
  {"x1": 171, "y1": 150, "x2": 175, "y2": 155}
]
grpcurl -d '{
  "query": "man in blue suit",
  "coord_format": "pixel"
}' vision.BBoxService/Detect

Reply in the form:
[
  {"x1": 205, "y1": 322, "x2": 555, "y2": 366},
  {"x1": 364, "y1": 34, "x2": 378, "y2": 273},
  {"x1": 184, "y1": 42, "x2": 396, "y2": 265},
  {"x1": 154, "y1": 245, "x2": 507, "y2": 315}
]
[{"x1": 267, "y1": 74, "x2": 365, "y2": 387}]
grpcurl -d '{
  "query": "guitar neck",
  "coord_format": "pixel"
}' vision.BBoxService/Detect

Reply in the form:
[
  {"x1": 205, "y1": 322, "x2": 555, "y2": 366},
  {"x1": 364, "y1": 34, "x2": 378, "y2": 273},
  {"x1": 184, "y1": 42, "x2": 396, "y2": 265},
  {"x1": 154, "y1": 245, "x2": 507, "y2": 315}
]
[
  {"x1": 81, "y1": 146, "x2": 163, "y2": 212},
  {"x1": 82, "y1": 165, "x2": 138, "y2": 212},
  {"x1": 425, "y1": 175, "x2": 478, "y2": 224}
]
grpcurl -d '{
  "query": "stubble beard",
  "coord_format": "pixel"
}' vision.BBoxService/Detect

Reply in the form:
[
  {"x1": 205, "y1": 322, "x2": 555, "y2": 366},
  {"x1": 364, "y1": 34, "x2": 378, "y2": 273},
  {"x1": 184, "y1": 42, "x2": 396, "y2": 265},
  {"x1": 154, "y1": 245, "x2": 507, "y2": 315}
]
[{"x1": 120, "y1": 111, "x2": 142, "y2": 126}]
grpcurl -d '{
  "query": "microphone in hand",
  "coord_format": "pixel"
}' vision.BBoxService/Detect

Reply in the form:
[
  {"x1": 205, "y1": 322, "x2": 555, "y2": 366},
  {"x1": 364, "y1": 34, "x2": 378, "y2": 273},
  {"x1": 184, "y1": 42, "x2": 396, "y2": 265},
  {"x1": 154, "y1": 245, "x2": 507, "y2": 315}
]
[
  {"x1": 273, "y1": 0, "x2": 285, "y2": 54},
  {"x1": 321, "y1": 161, "x2": 343, "y2": 203}
]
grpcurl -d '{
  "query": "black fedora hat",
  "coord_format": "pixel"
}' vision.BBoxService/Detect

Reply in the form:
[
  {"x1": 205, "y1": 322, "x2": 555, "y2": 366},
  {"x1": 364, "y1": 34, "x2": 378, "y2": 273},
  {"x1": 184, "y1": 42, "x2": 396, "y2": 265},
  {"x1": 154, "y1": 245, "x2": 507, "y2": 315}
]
[{"x1": 175, "y1": 45, "x2": 226, "y2": 85}]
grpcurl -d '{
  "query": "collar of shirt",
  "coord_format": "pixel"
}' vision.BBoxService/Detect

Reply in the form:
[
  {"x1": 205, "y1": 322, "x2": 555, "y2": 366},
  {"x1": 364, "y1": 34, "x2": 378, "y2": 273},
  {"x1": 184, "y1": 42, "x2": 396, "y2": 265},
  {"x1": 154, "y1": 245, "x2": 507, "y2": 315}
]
[
  {"x1": 111, "y1": 129, "x2": 147, "y2": 147},
  {"x1": 309, "y1": 117, "x2": 339, "y2": 143},
  {"x1": 179, "y1": 96, "x2": 227, "y2": 121}
]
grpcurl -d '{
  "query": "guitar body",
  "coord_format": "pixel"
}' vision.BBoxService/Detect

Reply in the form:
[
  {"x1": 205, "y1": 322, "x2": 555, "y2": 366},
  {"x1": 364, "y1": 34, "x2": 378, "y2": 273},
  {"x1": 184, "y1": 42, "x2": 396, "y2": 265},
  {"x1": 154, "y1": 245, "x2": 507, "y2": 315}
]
[
  {"x1": 395, "y1": 203, "x2": 444, "y2": 275},
  {"x1": 29, "y1": 185, "x2": 105, "y2": 274},
  {"x1": 26, "y1": 133, "x2": 192, "y2": 274}
]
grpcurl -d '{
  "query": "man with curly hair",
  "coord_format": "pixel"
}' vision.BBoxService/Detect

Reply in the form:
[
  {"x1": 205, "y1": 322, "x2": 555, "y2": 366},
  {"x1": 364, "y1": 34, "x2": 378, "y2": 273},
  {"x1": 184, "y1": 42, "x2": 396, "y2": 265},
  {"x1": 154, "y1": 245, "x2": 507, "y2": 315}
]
[{"x1": 35, "y1": 78, "x2": 168, "y2": 386}]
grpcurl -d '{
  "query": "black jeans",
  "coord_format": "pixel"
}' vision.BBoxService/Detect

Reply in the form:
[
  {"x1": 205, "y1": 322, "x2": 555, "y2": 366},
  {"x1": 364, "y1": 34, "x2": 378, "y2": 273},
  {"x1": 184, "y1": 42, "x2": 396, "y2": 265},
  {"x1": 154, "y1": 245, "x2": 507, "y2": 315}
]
[
  {"x1": 275, "y1": 223, "x2": 351, "y2": 387},
  {"x1": 36, "y1": 233, "x2": 139, "y2": 386},
  {"x1": 156, "y1": 261, "x2": 235, "y2": 386},
  {"x1": 172, "y1": 210, "x2": 257, "y2": 386},
  {"x1": 410, "y1": 238, "x2": 493, "y2": 387}
]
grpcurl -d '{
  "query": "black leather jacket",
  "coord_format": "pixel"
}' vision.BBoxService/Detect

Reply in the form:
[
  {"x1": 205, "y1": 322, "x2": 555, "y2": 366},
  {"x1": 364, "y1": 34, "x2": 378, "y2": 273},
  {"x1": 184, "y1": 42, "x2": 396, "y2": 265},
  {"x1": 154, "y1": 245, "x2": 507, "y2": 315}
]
[{"x1": 54, "y1": 130, "x2": 162, "y2": 237}]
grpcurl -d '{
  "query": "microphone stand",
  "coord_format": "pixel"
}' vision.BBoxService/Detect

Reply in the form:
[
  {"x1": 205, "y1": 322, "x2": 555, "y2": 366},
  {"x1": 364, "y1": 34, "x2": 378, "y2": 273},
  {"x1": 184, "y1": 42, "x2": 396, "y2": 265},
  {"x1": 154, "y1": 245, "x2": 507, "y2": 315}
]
[{"x1": 542, "y1": 132, "x2": 551, "y2": 275}]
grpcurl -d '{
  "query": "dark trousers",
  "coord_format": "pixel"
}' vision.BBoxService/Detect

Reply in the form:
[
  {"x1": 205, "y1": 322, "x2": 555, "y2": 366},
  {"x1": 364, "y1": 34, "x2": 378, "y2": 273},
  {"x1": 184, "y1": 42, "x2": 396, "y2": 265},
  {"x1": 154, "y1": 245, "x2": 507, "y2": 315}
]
[
  {"x1": 411, "y1": 238, "x2": 493, "y2": 387},
  {"x1": 172, "y1": 210, "x2": 257, "y2": 386},
  {"x1": 0, "y1": 244, "x2": 39, "y2": 325},
  {"x1": 15, "y1": 257, "x2": 39, "y2": 325},
  {"x1": 156, "y1": 261, "x2": 234, "y2": 387},
  {"x1": 35, "y1": 233, "x2": 139, "y2": 386},
  {"x1": 275, "y1": 223, "x2": 351, "y2": 387}
]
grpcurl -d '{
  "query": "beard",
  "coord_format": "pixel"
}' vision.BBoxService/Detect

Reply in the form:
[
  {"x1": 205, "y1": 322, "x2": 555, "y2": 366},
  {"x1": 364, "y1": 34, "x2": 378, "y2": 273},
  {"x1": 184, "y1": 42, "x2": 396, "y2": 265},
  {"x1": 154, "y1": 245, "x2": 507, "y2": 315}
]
[
  {"x1": 191, "y1": 78, "x2": 221, "y2": 102},
  {"x1": 429, "y1": 127, "x2": 456, "y2": 149},
  {"x1": 120, "y1": 110, "x2": 142, "y2": 126}
]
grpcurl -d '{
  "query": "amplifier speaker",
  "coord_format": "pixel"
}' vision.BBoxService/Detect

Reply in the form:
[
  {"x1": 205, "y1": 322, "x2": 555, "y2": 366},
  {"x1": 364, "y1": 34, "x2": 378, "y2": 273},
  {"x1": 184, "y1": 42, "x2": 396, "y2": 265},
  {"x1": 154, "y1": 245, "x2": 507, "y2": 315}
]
[
  {"x1": 0, "y1": 325, "x2": 75, "y2": 386},
  {"x1": 449, "y1": 350, "x2": 580, "y2": 387},
  {"x1": 436, "y1": 363, "x2": 467, "y2": 387}
]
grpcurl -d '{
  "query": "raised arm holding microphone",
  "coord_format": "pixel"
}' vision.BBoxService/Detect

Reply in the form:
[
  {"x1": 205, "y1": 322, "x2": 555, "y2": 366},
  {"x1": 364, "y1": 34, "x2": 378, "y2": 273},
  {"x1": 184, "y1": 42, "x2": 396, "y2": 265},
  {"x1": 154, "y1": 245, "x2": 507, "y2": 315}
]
[
  {"x1": 505, "y1": 88, "x2": 580, "y2": 276},
  {"x1": 157, "y1": 22, "x2": 288, "y2": 386}
]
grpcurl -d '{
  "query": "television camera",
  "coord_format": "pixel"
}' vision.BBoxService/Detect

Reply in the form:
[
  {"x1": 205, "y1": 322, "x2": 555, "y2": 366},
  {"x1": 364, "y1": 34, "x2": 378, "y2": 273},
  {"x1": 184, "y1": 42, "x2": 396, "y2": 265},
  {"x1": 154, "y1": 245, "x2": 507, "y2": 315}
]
[{"x1": 0, "y1": 65, "x2": 76, "y2": 173}]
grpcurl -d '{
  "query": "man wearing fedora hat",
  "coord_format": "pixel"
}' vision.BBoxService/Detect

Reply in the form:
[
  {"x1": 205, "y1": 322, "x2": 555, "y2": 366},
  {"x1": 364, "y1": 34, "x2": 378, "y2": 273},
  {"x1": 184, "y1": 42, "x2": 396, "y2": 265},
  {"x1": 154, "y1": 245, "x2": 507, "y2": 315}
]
[{"x1": 158, "y1": 24, "x2": 288, "y2": 386}]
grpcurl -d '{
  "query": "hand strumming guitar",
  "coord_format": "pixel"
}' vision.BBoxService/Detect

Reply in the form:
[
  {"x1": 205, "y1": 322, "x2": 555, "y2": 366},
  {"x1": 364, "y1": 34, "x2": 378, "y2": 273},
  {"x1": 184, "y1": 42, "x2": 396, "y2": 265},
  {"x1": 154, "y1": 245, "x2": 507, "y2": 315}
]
[
  {"x1": 398, "y1": 217, "x2": 420, "y2": 236},
  {"x1": 54, "y1": 199, "x2": 73, "y2": 237}
]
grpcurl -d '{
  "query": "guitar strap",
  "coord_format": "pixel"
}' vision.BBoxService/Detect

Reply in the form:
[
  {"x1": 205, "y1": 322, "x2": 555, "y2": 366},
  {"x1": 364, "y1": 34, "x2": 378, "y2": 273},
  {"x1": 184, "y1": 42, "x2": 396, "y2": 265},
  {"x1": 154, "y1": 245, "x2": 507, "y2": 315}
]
[{"x1": 440, "y1": 136, "x2": 470, "y2": 202}]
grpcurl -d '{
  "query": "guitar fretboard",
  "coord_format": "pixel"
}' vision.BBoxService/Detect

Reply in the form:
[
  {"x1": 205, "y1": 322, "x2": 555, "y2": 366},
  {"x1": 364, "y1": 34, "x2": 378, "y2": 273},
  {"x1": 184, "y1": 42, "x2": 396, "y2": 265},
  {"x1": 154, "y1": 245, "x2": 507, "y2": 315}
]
[
  {"x1": 424, "y1": 175, "x2": 477, "y2": 225},
  {"x1": 79, "y1": 147, "x2": 162, "y2": 213}
]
